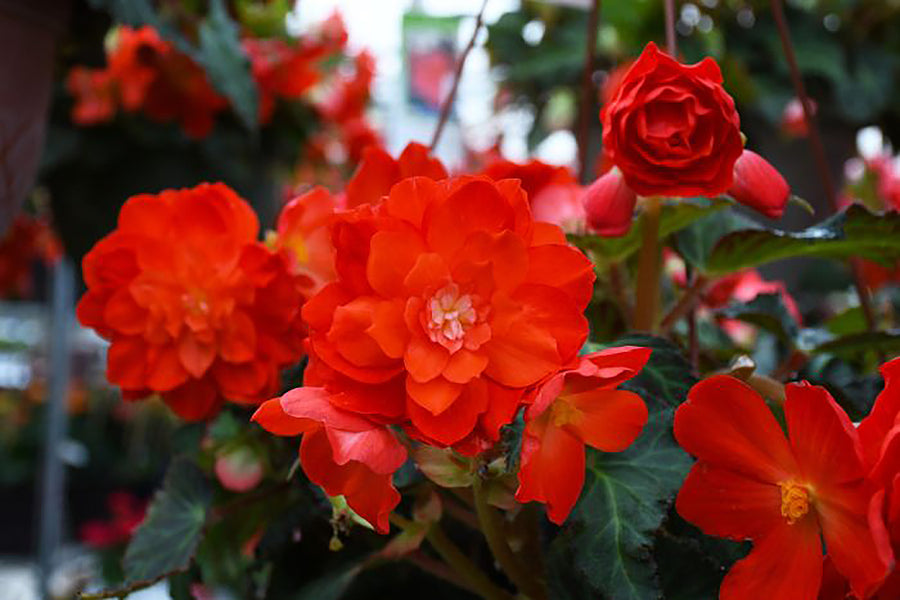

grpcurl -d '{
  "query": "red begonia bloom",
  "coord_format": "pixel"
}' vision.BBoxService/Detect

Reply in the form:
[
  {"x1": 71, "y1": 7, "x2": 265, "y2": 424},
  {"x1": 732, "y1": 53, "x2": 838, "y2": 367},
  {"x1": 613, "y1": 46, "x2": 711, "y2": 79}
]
[
  {"x1": 252, "y1": 386, "x2": 407, "y2": 533},
  {"x1": 66, "y1": 67, "x2": 118, "y2": 125},
  {"x1": 275, "y1": 187, "x2": 339, "y2": 297},
  {"x1": 583, "y1": 168, "x2": 638, "y2": 237},
  {"x1": 480, "y1": 158, "x2": 585, "y2": 232},
  {"x1": 77, "y1": 183, "x2": 306, "y2": 421},
  {"x1": 345, "y1": 142, "x2": 447, "y2": 209},
  {"x1": 0, "y1": 214, "x2": 61, "y2": 298},
  {"x1": 601, "y1": 42, "x2": 743, "y2": 198},
  {"x1": 301, "y1": 174, "x2": 594, "y2": 448},
  {"x1": 516, "y1": 347, "x2": 651, "y2": 524},
  {"x1": 675, "y1": 375, "x2": 893, "y2": 600},
  {"x1": 728, "y1": 150, "x2": 790, "y2": 219},
  {"x1": 244, "y1": 38, "x2": 323, "y2": 123},
  {"x1": 79, "y1": 491, "x2": 146, "y2": 549}
]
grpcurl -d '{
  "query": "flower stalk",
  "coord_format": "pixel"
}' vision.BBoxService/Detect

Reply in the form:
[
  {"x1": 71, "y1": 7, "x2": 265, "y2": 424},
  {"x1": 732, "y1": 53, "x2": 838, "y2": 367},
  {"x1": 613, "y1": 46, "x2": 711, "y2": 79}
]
[{"x1": 634, "y1": 196, "x2": 663, "y2": 332}]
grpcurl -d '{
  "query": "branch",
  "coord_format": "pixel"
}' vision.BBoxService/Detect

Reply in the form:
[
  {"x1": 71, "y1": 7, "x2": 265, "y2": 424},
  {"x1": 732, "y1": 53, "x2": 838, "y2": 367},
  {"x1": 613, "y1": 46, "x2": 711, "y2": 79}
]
[
  {"x1": 78, "y1": 570, "x2": 181, "y2": 600},
  {"x1": 577, "y1": 0, "x2": 601, "y2": 182},
  {"x1": 660, "y1": 274, "x2": 709, "y2": 333},
  {"x1": 664, "y1": 0, "x2": 677, "y2": 56},
  {"x1": 430, "y1": 0, "x2": 489, "y2": 151}
]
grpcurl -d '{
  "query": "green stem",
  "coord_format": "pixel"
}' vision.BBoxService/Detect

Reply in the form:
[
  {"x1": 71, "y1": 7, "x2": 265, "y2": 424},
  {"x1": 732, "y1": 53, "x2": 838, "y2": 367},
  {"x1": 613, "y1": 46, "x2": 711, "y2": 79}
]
[
  {"x1": 634, "y1": 197, "x2": 663, "y2": 332},
  {"x1": 472, "y1": 478, "x2": 547, "y2": 600},
  {"x1": 391, "y1": 514, "x2": 512, "y2": 600}
]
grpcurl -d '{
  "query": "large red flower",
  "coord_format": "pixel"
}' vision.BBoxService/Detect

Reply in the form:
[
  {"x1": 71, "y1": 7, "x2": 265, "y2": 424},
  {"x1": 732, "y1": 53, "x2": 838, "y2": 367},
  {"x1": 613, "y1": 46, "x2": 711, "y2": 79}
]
[
  {"x1": 601, "y1": 42, "x2": 743, "y2": 198},
  {"x1": 77, "y1": 183, "x2": 306, "y2": 420},
  {"x1": 675, "y1": 375, "x2": 893, "y2": 600},
  {"x1": 344, "y1": 142, "x2": 447, "y2": 209},
  {"x1": 516, "y1": 347, "x2": 650, "y2": 523},
  {"x1": 300, "y1": 174, "x2": 595, "y2": 449},
  {"x1": 275, "y1": 187, "x2": 339, "y2": 298},
  {"x1": 252, "y1": 386, "x2": 406, "y2": 533}
]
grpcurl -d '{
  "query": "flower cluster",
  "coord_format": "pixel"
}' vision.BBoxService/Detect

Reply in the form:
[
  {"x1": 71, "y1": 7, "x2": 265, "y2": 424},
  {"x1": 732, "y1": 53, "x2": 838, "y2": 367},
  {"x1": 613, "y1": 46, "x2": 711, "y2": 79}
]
[
  {"x1": 0, "y1": 214, "x2": 61, "y2": 298},
  {"x1": 586, "y1": 42, "x2": 791, "y2": 236},
  {"x1": 255, "y1": 150, "x2": 650, "y2": 530},
  {"x1": 675, "y1": 362, "x2": 900, "y2": 599},
  {"x1": 67, "y1": 26, "x2": 227, "y2": 137},
  {"x1": 77, "y1": 183, "x2": 306, "y2": 420}
]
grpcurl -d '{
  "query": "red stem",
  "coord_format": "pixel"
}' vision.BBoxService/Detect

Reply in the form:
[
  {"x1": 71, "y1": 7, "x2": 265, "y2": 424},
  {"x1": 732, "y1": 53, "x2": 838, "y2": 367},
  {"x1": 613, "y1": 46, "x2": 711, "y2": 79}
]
[{"x1": 577, "y1": 0, "x2": 601, "y2": 182}]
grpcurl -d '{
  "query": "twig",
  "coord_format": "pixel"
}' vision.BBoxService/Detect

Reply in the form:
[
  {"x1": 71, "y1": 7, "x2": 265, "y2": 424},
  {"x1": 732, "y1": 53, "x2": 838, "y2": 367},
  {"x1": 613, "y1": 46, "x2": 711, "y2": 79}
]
[
  {"x1": 78, "y1": 570, "x2": 181, "y2": 599},
  {"x1": 406, "y1": 552, "x2": 477, "y2": 594},
  {"x1": 634, "y1": 197, "x2": 663, "y2": 332},
  {"x1": 769, "y1": 0, "x2": 879, "y2": 335},
  {"x1": 660, "y1": 274, "x2": 709, "y2": 333},
  {"x1": 577, "y1": 0, "x2": 602, "y2": 182},
  {"x1": 664, "y1": 0, "x2": 677, "y2": 56},
  {"x1": 430, "y1": 0, "x2": 489, "y2": 151},
  {"x1": 472, "y1": 478, "x2": 546, "y2": 600},
  {"x1": 608, "y1": 262, "x2": 634, "y2": 326}
]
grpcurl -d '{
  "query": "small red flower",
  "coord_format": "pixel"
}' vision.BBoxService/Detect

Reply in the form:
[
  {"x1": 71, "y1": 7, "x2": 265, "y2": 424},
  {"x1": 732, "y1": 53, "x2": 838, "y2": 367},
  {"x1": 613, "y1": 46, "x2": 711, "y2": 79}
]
[
  {"x1": 480, "y1": 158, "x2": 585, "y2": 232},
  {"x1": 79, "y1": 491, "x2": 146, "y2": 549},
  {"x1": 77, "y1": 183, "x2": 306, "y2": 420},
  {"x1": 601, "y1": 42, "x2": 743, "y2": 198},
  {"x1": 252, "y1": 386, "x2": 406, "y2": 533},
  {"x1": 66, "y1": 67, "x2": 118, "y2": 125},
  {"x1": 583, "y1": 168, "x2": 638, "y2": 237},
  {"x1": 275, "y1": 187, "x2": 339, "y2": 297},
  {"x1": 781, "y1": 97, "x2": 815, "y2": 138},
  {"x1": 344, "y1": 142, "x2": 447, "y2": 209},
  {"x1": 728, "y1": 150, "x2": 790, "y2": 219},
  {"x1": 515, "y1": 347, "x2": 651, "y2": 523},
  {"x1": 675, "y1": 375, "x2": 893, "y2": 600},
  {"x1": 244, "y1": 38, "x2": 323, "y2": 123}
]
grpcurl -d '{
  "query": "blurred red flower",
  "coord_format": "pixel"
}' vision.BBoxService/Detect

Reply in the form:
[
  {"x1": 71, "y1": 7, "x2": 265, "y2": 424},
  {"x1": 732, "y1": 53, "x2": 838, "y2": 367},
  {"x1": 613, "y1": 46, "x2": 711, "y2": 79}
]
[
  {"x1": 79, "y1": 491, "x2": 146, "y2": 549},
  {"x1": 77, "y1": 183, "x2": 306, "y2": 421},
  {"x1": 0, "y1": 214, "x2": 61, "y2": 298}
]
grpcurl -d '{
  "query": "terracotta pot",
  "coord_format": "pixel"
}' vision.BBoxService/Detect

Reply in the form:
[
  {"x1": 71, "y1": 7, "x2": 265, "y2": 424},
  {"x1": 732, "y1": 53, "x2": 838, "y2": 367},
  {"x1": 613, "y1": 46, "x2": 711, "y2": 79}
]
[{"x1": 0, "y1": 0, "x2": 69, "y2": 236}]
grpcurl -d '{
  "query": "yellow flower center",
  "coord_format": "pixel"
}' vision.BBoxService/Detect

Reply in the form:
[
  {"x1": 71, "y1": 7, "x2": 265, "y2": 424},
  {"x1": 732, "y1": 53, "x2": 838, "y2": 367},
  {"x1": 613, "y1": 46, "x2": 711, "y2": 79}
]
[{"x1": 779, "y1": 480, "x2": 811, "y2": 525}]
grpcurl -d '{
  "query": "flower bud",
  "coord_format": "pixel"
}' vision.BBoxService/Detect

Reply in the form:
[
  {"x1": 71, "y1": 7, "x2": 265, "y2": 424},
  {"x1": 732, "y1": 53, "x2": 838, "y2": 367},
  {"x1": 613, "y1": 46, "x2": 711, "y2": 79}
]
[
  {"x1": 728, "y1": 150, "x2": 790, "y2": 219},
  {"x1": 584, "y1": 168, "x2": 637, "y2": 237}
]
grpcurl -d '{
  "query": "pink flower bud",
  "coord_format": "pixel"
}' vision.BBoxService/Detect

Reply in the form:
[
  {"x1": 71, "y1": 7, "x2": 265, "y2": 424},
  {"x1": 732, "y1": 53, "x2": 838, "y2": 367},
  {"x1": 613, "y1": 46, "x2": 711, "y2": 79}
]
[
  {"x1": 584, "y1": 168, "x2": 637, "y2": 237},
  {"x1": 728, "y1": 150, "x2": 790, "y2": 219},
  {"x1": 214, "y1": 446, "x2": 264, "y2": 493}
]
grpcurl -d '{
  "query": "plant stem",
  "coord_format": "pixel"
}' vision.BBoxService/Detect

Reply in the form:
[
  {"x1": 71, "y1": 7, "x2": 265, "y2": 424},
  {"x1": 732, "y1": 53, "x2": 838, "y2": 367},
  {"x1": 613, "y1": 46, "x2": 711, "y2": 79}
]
[
  {"x1": 634, "y1": 197, "x2": 663, "y2": 332},
  {"x1": 406, "y1": 552, "x2": 478, "y2": 594},
  {"x1": 472, "y1": 478, "x2": 546, "y2": 600},
  {"x1": 78, "y1": 571, "x2": 179, "y2": 599},
  {"x1": 430, "y1": 0, "x2": 489, "y2": 151},
  {"x1": 769, "y1": 0, "x2": 879, "y2": 335},
  {"x1": 577, "y1": 0, "x2": 601, "y2": 183},
  {"x1": 659, "y1": 274, "x2": 709, "y2": 333},
  {"x1": 664, "y1": 0, "x2": 677, "y2": 56},
  {"x1": 425, "y1": 519, "x2": 514, "y2": 600}
]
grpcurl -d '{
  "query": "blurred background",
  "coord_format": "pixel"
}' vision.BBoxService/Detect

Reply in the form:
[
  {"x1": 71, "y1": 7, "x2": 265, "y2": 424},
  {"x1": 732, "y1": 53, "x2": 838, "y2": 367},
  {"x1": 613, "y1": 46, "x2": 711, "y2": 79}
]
[{"x1": 0, "y1": 0, "x2": 899, "y2": 598}]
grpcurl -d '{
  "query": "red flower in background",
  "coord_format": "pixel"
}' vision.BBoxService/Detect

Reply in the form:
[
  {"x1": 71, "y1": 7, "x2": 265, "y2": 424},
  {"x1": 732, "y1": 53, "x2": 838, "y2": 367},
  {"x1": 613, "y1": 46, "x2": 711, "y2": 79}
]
[
  {"x1": 66, "y1": 67, "x2": 118, "y2": 125},
  {"x1": 253, "y1": 386, "x2": 406, "y2": 532},
  {"x1": 0, "y1": 214, "x2": 61, "y2": 298},
  {"x1": 244, "y1": 38, "x2": 323, "y2": 123},
  {"x1": 80, "y1": 491, "x2": 146, "y2": 549},
  {"x1": 675, "y1": 375, "x2": 893, "y2": 600},
  {"x1": 480, "y1": 158, "x2": 585, "y2": 232},
  {"x1": 601, "y1": 42, "x2": 743, "y2": 198},
  {"x1": 516, "y1": 347, "x2": 650, "y2": 523},
  {"x1": 274, "y1": 187, "x2": 339, "y2": 298},
  {"x1": 77, "y1": 183, "x2": 306, "y2": 421},
  {"x1": 345, "y1": 142, "x2": 448, "y2": 209}
]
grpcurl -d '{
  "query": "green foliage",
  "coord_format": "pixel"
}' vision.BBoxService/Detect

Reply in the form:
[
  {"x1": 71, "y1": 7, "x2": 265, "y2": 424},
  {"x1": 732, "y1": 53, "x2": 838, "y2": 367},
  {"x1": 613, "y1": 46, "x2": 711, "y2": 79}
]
[
  {"x1": 547, "y1": 411, "x2": 692, "y2": 600},
  {"x1": 293, "y1": 563, "x2": 364, "y2": 600},
  {"x1": 705, "y1": 205, "x2": 900, "y2": 276},
  {"x1": 610, "y1": 334, "x2": 697, "y2": 411},
  {"x1": 719, "y1": 293, "x2": 800, "y2": 345},
  {"x1": 123, "y1": 458, "x2": 212, "y2": 582},
  {"x1": 676, "y1": 209, "x2": 757, "y2": 271},
  {"x1": 198, "y1": 0, "x2": 260, "y2": 131},
  {"x1": 570, "y1": 200, "x2": 726, "y2": 266}
]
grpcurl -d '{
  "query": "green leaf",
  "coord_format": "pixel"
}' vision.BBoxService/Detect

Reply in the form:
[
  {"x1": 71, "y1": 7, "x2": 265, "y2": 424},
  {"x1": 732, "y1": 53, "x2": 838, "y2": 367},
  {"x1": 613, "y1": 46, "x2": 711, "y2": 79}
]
[
  {"x1": 198, "y1": 0, "x2": 260, "y2": 131},
  {"x1": 600, "y1": 334, "x2": 696, "y2": 411},
  {"x1": 123, "y1": 458, "x2": 212, "y2": 582},
  {"x1": 676, "y1": 209, "x2": 757, "y2": 271},
  {"x1": 547, "y1": 411, "x2": 692, "y2": 600},
  {"x1": 812, "y1": 329, "x2": 900, "y2": 361},
  {"x1": 718, "y1": 293, "x2": 800, "y2": 345},
  {"x1": 569, "y1": 200, "x2": 726, "y2": 265},
  {"x1": 704, "y1": 205, "x2": 900, "y2": 276},
  {"x1": 293, "y1": 563, "x2": 364, "y2": 600}
]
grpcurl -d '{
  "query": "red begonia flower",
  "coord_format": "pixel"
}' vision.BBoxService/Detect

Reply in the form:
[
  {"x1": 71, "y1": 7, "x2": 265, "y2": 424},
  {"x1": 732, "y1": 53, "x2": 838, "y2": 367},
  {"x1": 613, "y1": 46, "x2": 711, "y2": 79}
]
[
  {"x1": 583, "y1": 168, "x2": 638, "y2": 237},
  {"x1": 344, "y1": 142, "x2": 448, "y2": 209},
  {"x1": 601, "y1": 42, "x2": 743, "y2": 198},
  {"x1": 300, "y1": 174, "x2": 594, "y2": 448},
  {"x1": 79, "y1": 491, "x2": 146, "y2": 549},
  {"x1": 727, "y1": 150, "x2": 791, "y2": 219},
  {"x1": 480, "y1": 158, "x2": 585, "y2": 232},
  {"x1": 77, "y1": 183, "x2": 306, "y2": 421},
  {"x1": 252, "y1": 387, "x2": 406, "y2": 533},
  {"x1": 675, "y1": 375, "x2": 893, "y2": 600},
  {"x1": 66, "y1": 67, "x2": 118, "y2": 125},
  {"x1": 515, "y1": 347, "x2": 651, "y2": 524},
  {"x1": 275, "y1": 187, "x2": 339, "y2": 297},
  {"x1": 244, "y1": 38, "x2": 324, "y2": 123}
]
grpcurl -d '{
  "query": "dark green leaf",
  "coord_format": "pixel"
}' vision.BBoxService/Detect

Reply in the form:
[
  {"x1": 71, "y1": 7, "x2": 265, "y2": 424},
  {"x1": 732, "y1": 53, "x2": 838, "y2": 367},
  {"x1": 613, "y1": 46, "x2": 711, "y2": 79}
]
[
  {"x1": 676, "y1": 209, "x2": 757, "y2": 270},
  {"x1": 547, "y1": 411, "x2": 691, "y2": 600},
  {"x1": 198, "y1": 0, "x2": 260, "y2": 131},
  {"x1": 123, "y1": 458, "x2": 212, "y2": 582},
  {"x1": 601, "y1": 334, "x2": 696, "y2": 411},
  {"x1": 705, "y1": 205, "x2": 900, "y2": 276},
  {"x1": 718, "y1": 293, "x2": 800, "y2": 345},
  {"x1": 569, "y1": 200, "x2": 726, "y2": 265},
  {"x1": 292, "y1": 563, "x2": 363, "y2": 600},
  {"x1": 812, "y1": 329, "x2": 900, "y2": 361}
]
